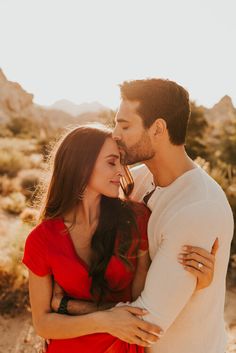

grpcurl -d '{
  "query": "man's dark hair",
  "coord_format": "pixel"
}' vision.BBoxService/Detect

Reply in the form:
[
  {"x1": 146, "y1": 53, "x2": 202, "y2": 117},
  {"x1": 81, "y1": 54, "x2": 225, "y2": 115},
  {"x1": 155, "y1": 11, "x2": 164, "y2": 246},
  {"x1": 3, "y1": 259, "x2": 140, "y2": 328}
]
[{"x1": 119, "y1": 78, "x2": 191, "y2": 145}]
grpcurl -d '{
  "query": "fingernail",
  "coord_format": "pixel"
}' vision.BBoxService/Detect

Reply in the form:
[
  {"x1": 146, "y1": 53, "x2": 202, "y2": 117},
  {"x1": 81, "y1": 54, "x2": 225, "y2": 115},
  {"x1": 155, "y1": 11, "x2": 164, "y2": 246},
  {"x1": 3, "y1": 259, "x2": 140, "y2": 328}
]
[
  {"x1": 182, "y1": 246, "x2": 188, "y2": 251},
  {"x1": 178, "y1": 255, "x2": 184, "y2": 259}
]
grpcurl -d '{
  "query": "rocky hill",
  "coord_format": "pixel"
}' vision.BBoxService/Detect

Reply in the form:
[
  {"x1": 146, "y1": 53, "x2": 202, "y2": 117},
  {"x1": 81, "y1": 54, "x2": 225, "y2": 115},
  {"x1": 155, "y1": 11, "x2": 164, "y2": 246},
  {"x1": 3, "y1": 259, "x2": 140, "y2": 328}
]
[
  {"x1": 1, "y1": 68, "x2": 234, "y2": 130},
  {"x1": 0, "y1": 69, "x2": 112, "y2": 130},
  {"x1": 201, "y1": 95, "x2": 236, "y2": 126}
]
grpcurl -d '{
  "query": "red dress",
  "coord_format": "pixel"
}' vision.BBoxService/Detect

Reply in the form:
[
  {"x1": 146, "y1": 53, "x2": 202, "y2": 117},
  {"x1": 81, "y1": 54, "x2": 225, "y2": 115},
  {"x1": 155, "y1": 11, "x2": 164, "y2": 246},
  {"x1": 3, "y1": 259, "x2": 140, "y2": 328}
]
[{"x1": 22, "y1": 204, "x2": 150, "y2": 353}]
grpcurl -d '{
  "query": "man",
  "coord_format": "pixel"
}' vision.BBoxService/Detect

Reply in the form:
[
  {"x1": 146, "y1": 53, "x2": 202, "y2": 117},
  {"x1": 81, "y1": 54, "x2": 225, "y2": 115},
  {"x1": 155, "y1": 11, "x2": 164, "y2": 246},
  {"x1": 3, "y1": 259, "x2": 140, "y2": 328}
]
[
  {"x1": 112, "y1": 78, "x2": 234, "y2": 352},
  {"x1": 51, "y1": 78, "x2": 232, "y2": 352}
]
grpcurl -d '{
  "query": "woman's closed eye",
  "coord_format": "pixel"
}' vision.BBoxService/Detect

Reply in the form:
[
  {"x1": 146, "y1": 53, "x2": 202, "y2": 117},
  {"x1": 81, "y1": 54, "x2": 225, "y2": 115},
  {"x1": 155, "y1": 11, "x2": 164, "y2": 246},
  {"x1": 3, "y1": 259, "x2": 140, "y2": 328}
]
[{"x1": 108, "y1": 161, "x2": 116, "y2": 166}]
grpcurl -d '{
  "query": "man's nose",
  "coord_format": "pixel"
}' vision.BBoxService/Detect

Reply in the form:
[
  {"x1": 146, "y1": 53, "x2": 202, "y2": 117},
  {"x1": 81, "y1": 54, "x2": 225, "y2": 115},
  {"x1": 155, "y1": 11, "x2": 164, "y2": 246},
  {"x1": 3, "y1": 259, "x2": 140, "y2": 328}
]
[{"x1": 112, "y1": 125, "x2": 121, "y2": 140}]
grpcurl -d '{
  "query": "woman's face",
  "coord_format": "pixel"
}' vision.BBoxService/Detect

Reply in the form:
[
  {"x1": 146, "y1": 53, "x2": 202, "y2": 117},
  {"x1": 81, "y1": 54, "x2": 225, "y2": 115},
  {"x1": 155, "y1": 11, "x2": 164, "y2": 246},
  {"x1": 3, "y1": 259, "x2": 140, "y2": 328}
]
[{"x1": 88, "y1": 137, "x2": 124, "y2": 198}]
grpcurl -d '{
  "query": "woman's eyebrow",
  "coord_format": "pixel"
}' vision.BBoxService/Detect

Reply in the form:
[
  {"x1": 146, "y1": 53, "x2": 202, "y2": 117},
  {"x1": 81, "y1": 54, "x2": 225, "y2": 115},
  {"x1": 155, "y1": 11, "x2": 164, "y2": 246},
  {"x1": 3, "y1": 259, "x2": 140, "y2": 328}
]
[{"x1": 106, "y1": 154, "x2": 120, "y2": 159}]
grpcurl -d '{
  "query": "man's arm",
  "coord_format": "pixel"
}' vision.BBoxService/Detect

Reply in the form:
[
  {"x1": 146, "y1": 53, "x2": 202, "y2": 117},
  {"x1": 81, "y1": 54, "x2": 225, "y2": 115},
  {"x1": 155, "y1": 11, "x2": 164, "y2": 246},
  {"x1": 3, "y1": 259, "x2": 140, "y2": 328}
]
[
  {"x1": 130, "y1": 200, "x2": 222, "y2": 332},
  {"x1": 51, "y1": 282, "x2": 115, "y2": 315}
]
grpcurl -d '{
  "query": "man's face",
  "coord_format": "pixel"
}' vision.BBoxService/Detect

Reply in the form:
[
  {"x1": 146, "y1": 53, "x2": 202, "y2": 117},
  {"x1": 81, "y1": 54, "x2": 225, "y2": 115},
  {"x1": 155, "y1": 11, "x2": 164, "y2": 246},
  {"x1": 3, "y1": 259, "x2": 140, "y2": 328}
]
[{"x1": 113, "y1": 99, "x2": 155, "y2": 165}]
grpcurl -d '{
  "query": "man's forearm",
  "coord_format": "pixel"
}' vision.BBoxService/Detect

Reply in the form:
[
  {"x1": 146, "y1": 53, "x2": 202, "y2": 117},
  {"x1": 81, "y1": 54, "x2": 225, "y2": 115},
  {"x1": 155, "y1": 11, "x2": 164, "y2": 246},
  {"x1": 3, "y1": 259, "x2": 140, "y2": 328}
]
[{"x1": 63, "y1": 298, "x2": 115, "y2": 315}]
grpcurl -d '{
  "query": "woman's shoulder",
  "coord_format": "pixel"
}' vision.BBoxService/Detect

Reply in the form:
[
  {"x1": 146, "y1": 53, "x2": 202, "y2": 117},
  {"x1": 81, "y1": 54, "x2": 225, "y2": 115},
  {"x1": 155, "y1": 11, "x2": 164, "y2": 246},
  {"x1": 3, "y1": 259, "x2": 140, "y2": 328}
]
[{"x1": 27, "y1": 218, "x2": 63, "y2": 240}]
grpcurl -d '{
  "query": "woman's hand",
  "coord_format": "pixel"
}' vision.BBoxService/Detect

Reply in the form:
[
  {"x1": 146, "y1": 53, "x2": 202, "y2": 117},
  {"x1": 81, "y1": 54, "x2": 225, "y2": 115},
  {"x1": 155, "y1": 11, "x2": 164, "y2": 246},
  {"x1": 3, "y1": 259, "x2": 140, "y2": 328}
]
[
  {"x1": 178, "y1": 238, "x2": 219, "y2": 290},
  {"x1": 104, "y1": 305, "x2": 163, "y2": 347}
]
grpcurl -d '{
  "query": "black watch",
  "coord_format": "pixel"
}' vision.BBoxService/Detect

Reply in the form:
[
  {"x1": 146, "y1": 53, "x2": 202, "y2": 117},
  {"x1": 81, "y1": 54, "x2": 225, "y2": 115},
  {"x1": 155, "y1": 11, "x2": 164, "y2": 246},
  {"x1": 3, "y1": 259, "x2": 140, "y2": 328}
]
[{"x1": 57, "y1": 295, "x2": 70, "y2": 315}]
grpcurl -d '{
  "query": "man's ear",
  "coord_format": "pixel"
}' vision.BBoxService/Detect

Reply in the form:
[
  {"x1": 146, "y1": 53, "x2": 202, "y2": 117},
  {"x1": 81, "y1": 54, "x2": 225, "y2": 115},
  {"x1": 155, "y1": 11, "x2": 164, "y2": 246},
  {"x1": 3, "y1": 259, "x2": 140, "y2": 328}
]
[{"x1": 151, "y1": 118, "x2": 167, "y2": 137}]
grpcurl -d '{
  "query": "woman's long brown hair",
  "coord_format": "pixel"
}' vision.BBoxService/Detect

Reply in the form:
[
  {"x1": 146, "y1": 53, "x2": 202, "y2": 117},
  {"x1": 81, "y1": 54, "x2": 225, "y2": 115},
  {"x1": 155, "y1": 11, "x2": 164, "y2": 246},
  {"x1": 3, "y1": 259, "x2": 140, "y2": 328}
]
[{"x1": 36, "y1": 124, "x2": 139, "y2": 303}]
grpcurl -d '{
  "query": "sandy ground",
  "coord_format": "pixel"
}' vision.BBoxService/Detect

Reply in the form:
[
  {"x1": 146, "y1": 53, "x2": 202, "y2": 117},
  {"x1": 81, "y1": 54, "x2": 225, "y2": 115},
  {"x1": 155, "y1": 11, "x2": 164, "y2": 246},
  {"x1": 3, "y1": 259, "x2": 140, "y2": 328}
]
[{"x1": 0, "y1": 288, "x2": 235, "y2": 353}]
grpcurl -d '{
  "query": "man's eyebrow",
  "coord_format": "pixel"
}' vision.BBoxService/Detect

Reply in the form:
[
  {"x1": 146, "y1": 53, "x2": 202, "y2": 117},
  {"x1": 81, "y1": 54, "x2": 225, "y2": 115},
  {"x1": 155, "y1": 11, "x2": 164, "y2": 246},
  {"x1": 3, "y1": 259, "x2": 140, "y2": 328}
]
[{"x1": 106, "y1": 154, "x2": 120, "y2": 159}]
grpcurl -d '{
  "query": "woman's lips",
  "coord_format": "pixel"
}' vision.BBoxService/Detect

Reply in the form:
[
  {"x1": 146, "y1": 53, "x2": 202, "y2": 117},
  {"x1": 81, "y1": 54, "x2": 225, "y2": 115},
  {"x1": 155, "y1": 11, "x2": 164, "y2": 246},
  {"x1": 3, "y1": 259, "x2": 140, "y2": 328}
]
[{"x1": 110, "y1": 180, "x2": 120, "y2": 186}]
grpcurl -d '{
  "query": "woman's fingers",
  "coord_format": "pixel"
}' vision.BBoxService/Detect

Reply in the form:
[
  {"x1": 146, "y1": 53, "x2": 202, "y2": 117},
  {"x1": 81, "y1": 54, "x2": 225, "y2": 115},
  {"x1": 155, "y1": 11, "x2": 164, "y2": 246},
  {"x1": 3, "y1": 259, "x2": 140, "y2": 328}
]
[
  {"x1": 107, "y1": 306, "x2": 163, "y2": 346},
  {"x1": 211, "y1": 238, "x2": 219, "y2": 255},
  {"x1": 181, "y1": 247, "x2": 215, "y2": 264},
  {"x1": 178, "y1": 252, "x2": 213, "y2": 269},
  {"x1": 125, "y1": 306, "x2": 149, "y2": 316},
  {"x1": 137, "y1": 317, "x2": 163, "y2": 337},
  {"x1": 183, "y1": 261, "x2": 213, "y2": 290}
]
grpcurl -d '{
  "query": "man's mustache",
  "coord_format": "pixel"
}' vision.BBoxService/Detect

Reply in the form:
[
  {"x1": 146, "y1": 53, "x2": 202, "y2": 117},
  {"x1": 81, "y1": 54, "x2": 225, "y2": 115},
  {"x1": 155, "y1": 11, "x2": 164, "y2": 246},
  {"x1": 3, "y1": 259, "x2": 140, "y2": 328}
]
[{"x1": 116, "y1": 141, "x2": 126, "y2": 149}]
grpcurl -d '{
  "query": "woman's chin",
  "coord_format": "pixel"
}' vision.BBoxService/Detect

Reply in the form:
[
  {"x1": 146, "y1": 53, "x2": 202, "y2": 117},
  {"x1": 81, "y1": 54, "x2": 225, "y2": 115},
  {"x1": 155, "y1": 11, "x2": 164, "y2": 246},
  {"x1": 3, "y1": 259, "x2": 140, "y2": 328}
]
[{"x1": 103, "y1": 190, "x2": 119, "y2": 198}]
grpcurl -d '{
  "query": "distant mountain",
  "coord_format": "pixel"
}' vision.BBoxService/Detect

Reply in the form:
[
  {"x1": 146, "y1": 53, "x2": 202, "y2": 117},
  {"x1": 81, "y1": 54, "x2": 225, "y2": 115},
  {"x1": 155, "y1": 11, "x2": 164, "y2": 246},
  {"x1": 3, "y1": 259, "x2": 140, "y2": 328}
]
[
  {"x1": 49, "y1": 99, "x2": 109, "y2": 116},
  {"x1": 201, "y1": 95, "x2": 236, "y2": 125}
]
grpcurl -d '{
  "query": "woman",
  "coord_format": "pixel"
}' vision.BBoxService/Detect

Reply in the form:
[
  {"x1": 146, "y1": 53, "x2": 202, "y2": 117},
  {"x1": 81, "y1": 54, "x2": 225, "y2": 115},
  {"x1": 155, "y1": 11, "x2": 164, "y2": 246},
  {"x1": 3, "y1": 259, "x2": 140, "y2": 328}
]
[{"x1": 22, "y1": 124, "x2": 217, "y2": 353}]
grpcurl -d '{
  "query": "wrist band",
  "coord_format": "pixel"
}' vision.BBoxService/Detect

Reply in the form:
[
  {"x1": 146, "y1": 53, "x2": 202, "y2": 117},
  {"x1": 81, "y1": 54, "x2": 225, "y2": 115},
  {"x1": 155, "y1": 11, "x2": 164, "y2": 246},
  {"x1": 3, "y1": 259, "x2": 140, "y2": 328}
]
[{"x1": 57, "y1": 295, "x2": 70, "y2": 315}]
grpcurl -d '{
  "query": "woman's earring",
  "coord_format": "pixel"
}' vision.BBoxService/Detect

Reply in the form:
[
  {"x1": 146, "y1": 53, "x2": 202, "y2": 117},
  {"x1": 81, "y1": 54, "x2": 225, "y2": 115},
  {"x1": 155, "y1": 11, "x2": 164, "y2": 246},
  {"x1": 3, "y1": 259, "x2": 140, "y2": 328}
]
[{"x1": 77, "y1": 191, "x2": 84, "y2": 201}]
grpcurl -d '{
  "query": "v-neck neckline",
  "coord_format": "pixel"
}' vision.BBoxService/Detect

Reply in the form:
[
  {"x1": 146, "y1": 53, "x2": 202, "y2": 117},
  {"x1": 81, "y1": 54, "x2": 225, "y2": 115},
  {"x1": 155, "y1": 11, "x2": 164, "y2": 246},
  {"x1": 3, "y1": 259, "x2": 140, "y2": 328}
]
[{"x1": 58, "y1": 218, "x2": 91, "y2": 272}]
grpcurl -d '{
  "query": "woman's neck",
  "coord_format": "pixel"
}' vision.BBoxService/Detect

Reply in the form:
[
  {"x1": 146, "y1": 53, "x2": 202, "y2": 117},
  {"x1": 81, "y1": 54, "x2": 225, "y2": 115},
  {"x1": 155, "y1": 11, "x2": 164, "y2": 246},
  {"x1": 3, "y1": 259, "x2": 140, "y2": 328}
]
[{"x1": 64, "y1": 189, "x2": 101, "y2": 228}]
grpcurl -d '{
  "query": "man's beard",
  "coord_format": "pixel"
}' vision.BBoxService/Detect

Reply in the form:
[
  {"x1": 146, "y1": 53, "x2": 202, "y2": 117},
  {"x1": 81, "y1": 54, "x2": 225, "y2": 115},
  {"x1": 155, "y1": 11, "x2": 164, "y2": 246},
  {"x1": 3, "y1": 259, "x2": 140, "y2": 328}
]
[{"x1": 117, "y1": 136, "x2": 155, "y2": 165}]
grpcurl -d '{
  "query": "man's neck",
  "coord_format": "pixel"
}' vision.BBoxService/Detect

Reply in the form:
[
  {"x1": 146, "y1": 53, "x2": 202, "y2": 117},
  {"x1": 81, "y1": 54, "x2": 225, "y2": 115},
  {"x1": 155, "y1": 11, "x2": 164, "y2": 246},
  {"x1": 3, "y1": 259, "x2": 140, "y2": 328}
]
[{"x1": 144, "y1": 145, "x2": 197, "y2": 187}]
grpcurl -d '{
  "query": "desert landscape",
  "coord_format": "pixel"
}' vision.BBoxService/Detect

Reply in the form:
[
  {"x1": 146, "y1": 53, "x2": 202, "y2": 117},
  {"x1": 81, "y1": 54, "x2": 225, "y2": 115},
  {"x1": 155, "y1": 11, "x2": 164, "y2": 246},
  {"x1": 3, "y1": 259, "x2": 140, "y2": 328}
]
[{"x1": 0, "y1": 69, "x2": 235, "y2": 352}]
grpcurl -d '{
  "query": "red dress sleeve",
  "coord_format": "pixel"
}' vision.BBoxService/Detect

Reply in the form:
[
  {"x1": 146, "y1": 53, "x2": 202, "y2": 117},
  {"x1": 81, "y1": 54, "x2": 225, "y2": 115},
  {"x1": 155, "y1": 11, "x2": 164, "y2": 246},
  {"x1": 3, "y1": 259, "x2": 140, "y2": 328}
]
[{"x1": 22, "y1": 223, "x2": 52, "y2": 276}]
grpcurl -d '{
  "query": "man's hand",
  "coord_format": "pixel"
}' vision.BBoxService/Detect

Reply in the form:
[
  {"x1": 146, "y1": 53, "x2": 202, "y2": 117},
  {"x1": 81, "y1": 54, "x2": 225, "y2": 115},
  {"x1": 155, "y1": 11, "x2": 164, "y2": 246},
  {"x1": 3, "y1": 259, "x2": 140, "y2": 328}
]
[
  {"x1": 178, "y1": 238, "x2": 219, "y2": 290},
  {"x1": 51, "y1": 280, "x2": 65, "y2": 312},
  {"x1": 104, "y1": 305, "x2": 163, "y2": 347}
]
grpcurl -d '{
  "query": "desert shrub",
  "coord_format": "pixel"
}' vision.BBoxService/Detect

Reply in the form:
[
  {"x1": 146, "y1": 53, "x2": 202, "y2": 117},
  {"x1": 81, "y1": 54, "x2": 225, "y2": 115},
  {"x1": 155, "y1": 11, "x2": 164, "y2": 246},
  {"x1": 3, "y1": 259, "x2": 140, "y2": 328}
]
[
  {"x1": 7, "y1": 116, "x2": 39, "y2": 138},
  {"x1": 20, "y1": 207, "x2": 38, "y2": 225},
  {"x1": 196, "y1": 157, "x2": 236, "y2": 263},
  {"x1": 0, "y1": 222, "x2": 32, "y2": 315},
  {"x1": 0, "y1": 148, "x2": 29, "y2": 177},
  {"x1": 18, "y1": 169, "x2": 41, "y2": 199},
  {"x1": 2, "y1": 192, "x2": 26, "y2": 214},
  {"x1": 0, "y1": 137, "x2": 37, "y2": 154},
  {"x1": 0, "y1": 175, "x2": 19, "y2": 196},
  {"x1": 0, "y1": 125, "x2": 13, "y2": 138},
  {"x1": 28, "y1": 153, "x2": 44, "y2": 169},
  {"x1": 0, "y1": 270, "x2": 29, "y2": 315}
]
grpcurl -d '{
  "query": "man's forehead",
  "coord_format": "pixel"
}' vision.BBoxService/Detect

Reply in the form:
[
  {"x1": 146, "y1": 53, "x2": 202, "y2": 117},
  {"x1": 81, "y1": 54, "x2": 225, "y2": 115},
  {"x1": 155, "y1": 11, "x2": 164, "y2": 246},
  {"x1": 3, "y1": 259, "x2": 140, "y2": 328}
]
[{"x1": 115, "y1": 100, "x2": 140, "y2": 121}]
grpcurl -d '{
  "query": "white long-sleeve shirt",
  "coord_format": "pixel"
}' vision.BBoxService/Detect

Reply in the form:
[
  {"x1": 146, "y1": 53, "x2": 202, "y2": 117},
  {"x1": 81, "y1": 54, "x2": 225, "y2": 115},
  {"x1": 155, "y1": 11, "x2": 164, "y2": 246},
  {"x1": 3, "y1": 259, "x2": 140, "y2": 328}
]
[{"x1": 130, "y1": 164, "x2": 234, "y2": 353}]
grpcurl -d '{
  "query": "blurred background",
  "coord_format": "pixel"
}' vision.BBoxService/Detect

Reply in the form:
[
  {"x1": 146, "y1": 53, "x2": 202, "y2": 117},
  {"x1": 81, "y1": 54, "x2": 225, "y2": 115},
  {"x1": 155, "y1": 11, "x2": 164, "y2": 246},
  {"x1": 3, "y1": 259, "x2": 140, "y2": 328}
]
[{"x1": 0, "y1": 0, "x2": 235, "y2": 352}]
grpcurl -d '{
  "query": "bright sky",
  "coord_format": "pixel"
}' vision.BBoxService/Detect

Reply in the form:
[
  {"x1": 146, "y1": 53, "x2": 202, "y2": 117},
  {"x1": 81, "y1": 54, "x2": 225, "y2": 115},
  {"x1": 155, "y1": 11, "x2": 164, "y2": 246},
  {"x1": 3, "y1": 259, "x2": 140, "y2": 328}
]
[{"x1": 0, "y1": 0, "x2": 235, "y2": 109}]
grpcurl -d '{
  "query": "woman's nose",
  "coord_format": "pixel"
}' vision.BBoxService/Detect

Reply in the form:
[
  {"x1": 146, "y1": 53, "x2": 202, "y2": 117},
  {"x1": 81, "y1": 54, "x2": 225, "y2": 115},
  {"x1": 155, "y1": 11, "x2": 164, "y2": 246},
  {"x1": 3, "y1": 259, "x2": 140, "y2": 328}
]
[{"x1": 117, "y1": 165, "x2": 125, "y2": 177}]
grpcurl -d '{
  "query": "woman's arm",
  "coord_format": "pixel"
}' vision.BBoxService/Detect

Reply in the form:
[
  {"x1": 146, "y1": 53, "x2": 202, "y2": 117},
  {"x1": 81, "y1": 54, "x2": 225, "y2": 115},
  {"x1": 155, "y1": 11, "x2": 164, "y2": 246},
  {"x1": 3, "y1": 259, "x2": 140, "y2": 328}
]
[
  {"x1": 29, "y1": 270, "x2": 108, "y2": 339},
  {"x1": 29, "y1": 270, "x2": 161, "y2": 346}
]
